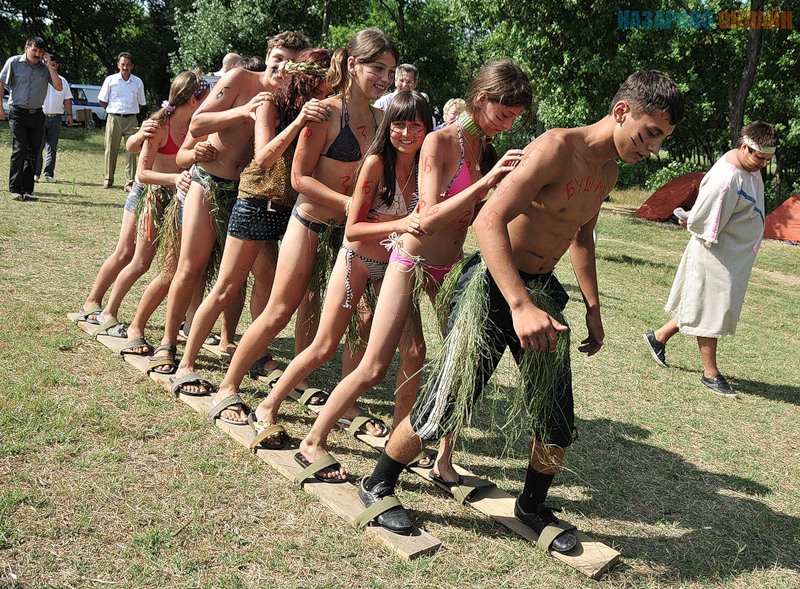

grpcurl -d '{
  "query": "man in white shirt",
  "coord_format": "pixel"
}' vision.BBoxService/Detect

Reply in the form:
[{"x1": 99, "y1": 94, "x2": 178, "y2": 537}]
[
  {"x1": 34, "y1": 54, "x2": 73, "y2": 183},
  {"x1": 374, "y1": 63, "x2": 434, "y2": 126},
  {"x1": 98, "y1": 52, "x2": 146, "y2": 190}
]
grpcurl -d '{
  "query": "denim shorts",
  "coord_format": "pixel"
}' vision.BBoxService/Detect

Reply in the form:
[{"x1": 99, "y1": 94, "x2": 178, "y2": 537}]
[
  {"x1": 123, "y1": 182, "x2": 146, "y2": 214},
  {"x1": 228, "y1": 198, "x2": 291, "y2": 241}
]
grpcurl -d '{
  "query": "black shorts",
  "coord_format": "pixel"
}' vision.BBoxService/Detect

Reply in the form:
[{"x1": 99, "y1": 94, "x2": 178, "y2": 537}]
[
  {"x1": 410, "y1": 252, "x2": 576, "y2": 447},
  {"x1": 227, "y1": 198, "x2": 291, "y2": 241}
]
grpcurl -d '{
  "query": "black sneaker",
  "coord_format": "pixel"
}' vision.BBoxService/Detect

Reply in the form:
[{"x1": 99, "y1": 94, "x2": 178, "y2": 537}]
[
  {"x1": 643, "y1": 332, "x2": 667, "y2": 367},
  {"x1": 514, "y1": 499, "x2": 577, "y2": 553},
  {"x1": 701, "y1": 374, "x2": 738, "y2": 398},
  {"x1": 357, "y1": 477, "x2": 414, "y2": 535}
]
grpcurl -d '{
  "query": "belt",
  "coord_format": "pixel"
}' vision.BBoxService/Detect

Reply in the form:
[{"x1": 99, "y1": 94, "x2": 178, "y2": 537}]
[
  {"x1": 110, "y1": 113, "x2": 137, "y2": 117},
  {"x1": 45, "y1": 113, "x2": 61, "y2": 117},
  {"x1": 12, "y1": 106, "x2": 42, "y2": 115}
]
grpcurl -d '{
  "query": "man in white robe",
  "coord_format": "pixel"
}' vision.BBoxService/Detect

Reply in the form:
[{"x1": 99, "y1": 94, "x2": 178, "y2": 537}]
[{"x1": 643, "y1": 121, "x2": 777, "y2": 398}]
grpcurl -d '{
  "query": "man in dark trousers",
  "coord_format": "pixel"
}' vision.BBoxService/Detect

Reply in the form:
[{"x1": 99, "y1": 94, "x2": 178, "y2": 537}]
[{"x1": 0, "y1": 36, "x2": 63, "y2": 201}]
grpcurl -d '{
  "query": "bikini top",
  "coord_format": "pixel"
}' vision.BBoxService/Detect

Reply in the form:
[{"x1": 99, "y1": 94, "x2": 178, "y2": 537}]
[
  {"x1": 370, "y1": 178, "x2": 418, "y2": 217},
  {"x1": 157, "y1": 117, "x2": 180, "y2": 155},
  {"x1": 324, "y1": 97, "x2": 376, "y2": 163},
  {"x1": 442, "y1": 121, "x2": 479, "y2": 198}
]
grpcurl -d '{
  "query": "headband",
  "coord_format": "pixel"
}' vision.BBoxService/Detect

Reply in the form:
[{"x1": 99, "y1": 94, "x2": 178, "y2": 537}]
[
  {"x1": 742, "y1": 135, "x2": 776, "y2": 154},
  {"x1": 283, "y1": 61, "x2": 328, "y2": 77},
  {"x1": 195, "y1": 77, "x2": 210, "y2": 97}
]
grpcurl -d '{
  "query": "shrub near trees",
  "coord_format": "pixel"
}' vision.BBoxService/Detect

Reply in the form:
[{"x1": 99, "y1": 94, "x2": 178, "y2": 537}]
[{"x1": 3, "y1": 0, "x2": 798, "y2": 209}]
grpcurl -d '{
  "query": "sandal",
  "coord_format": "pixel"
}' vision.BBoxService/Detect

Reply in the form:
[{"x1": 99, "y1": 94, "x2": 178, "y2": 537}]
[
  {"x1": 293, "y1": 452, "x2": 348, "y2": 485},
  {"x1": 170, "y1": 372, "x2": 214, "y2": 398},
  {"x1": 119, "y1": 337, "x2": 153, "y2": 357},
  {"x1": 247, "y1": 413, "x2": 287, "y2": 451},
  {"x1": 337, "y1": 413, "x2": 389, "y2": 438},
  {"x1": 146, "y1": 345, "x2": 177, "y2": 375},
  {"x1": 207, "y1": 394, "x2": 250, "y2": 425}
]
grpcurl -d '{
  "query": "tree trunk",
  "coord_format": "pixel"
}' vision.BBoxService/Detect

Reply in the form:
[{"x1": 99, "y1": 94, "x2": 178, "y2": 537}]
[
  {"x1": 728, "y1": 0, "x2": 765, "y2": 146},
  {"x1": 322, "y1": 0, "x2": 331, "y2": 36}
]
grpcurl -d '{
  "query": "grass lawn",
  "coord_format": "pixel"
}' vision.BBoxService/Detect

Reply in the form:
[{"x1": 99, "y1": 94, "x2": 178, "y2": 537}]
[{"x1": 0, "y1": 125, "x2": 798, "y2": 588}]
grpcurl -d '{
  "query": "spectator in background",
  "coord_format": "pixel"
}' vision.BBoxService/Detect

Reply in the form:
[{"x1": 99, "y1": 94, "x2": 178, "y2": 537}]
[
  {"x1": 0, "y1": 36, "x2": 63, "y2": 201},
  {"x1": 643, "y1": 121, "x2": 777, "y2": 399},
  {"x1": 374, "y1": 63, "x2": 419, "y2": 110},
  {"x1": 375, "y1": 63, "x2": 435, "y2": 127},
  {"x1": 214, "y1": 53, "x2": 242, "y2": 76},
  {"x1": 98, "y1": 52, "x2": 146, "y2": 191},
  {"x1": 435, "y1": 97, "x2": 465, "y2": 130},
  {"x1": 34, "y1": 54, "x2": 73, "y2": 184}
]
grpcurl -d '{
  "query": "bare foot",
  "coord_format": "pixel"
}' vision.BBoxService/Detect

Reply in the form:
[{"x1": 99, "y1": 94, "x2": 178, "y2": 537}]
[
  {"x1": 298, "y1": 438, "x2": 347, "y2": 481},
  {"x1": 212, "y1": 389, "x2": 248, "y2": 423}
]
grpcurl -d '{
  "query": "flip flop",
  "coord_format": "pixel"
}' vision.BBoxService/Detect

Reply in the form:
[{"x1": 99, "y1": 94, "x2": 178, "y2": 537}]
[
  {"x1": 119, "y1": 337, "x2": 153, "y2": 356},
  {"x1": 247, "y1": 413, "x2": 287, "y2": 451},
  {"x1": 337, "y1": 413, "x2": 389, "y2": 438},
  {"x1": 207, "y1": 393, "x2": 250, "y2": 425},
  {"x1": 179, "y1": 321, "x2": 221, "y2": 346},
  {"x1": 293, "y1": 452, "x2": 348, "y2": 485},
  {"x1": 170, "y1": 372, "x2": 214, "y2": 398},
  {"x1": 73, "y1": 307, "x2": 102, "y2": 325}
]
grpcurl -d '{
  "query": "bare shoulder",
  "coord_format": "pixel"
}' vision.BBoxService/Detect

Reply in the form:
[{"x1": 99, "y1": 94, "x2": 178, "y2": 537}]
[
  {"x1": 423, "y1": 125, "x2": 458, "y2": 152},
  {"x1": 362, "y1": 154, "x2": 384, "y2": 173},
  {"x1": 371, "y1": 104, "x2": 385, "y2": 124}
]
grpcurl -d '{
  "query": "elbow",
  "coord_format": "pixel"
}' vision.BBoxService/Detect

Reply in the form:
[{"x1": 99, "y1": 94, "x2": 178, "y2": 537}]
[
  {"x1": 188, "y1": 118, "x2": 204, "y2": 138},
  {"x1": 291, "y1": 175, "x2": 305, "y2": 193}
]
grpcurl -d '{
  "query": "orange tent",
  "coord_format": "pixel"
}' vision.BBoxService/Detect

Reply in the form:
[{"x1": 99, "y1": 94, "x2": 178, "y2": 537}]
[
  {"x1": 635, "y1": 172, "x2": 706, "y2": 222},
  {"x1": 764, "y1": 193, "x2": 800, "y2": 242}
]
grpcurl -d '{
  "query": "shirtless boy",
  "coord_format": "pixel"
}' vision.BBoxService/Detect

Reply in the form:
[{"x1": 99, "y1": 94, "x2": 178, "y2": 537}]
[
  {"x1": 357, "y1": 71, "x2": 684, "y2": 550},
  {"x1": 149, "y1": 31, "x2": 308, "y2": 375}
]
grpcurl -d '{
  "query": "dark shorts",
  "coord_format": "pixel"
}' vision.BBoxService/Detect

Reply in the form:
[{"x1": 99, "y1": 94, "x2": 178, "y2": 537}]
[
  {"x1": 123, "y1": 182, "x2": 146, "y2": 214},
  {"x1": 228, "y1": 198, "x2": 291, "y2": 241},
  {"x1": 410, "y1": 252, "x2": 576, "y2": 448},
  {"x1": 190, "y1": 165, "x2": 238, "y2": 213}
]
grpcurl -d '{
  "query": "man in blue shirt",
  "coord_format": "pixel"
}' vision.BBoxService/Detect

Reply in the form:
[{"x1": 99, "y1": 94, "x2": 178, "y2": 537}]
[{"x1": 0, "y1": 36, "x2": 63, "y2": 201}]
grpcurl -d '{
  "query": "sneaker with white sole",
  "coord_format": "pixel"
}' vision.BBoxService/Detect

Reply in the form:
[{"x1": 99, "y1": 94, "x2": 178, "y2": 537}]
[
  {"x1": 44, "y1": 176, "x2": 56, "y2": 183},
  {"x1": 643, "y1": 332, "x2": 667, "y2": 367}
]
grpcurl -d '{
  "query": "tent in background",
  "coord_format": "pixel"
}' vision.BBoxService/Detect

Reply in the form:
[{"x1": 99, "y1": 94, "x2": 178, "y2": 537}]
[
  {"x1": 635, "y1": 172, "x2": 706, "y2": 222},
  {"x1": 764, "y1": 193, "x2": 800, "y2": 242}
]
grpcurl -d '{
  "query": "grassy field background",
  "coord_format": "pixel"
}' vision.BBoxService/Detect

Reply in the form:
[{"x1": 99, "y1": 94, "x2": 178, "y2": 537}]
[{"x1": 1, "y1": 125, "x2": 798, "y2": 588}]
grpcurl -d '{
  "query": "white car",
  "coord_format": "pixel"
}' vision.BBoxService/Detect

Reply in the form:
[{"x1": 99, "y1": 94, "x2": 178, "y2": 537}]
[{"x1": 70, "y1": 84, "x2": 107, "y2": 129}]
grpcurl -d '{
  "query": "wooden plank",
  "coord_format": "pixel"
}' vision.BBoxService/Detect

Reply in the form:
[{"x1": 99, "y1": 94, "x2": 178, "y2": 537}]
[
  {"x1": 254, "y1": 365, "x2": 621, "y2": 578},
  {"x1": 67, "y1": 314, "x2": 441, "y2": 560}
]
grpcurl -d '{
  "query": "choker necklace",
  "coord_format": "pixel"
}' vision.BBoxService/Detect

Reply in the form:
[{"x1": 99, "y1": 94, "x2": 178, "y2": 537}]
[{"x1": 458, "y1": 112, "x2": 487, "y2": 141}]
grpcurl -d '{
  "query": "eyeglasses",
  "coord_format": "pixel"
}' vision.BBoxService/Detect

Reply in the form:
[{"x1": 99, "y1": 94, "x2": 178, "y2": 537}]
[{"x1": 390, "y1": 122, "x2": 426, "y2": 135}]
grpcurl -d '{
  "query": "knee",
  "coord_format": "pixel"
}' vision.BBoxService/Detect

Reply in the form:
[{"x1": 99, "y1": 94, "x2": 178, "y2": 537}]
[{"x1": 361, "y1": 363, "x2": 389, "y2": 388}]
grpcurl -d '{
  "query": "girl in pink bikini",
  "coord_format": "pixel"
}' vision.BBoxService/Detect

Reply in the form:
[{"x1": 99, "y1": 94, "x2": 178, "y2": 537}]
[{"x1": 294, "y1": 59, "x2": 533, "y2": 483}]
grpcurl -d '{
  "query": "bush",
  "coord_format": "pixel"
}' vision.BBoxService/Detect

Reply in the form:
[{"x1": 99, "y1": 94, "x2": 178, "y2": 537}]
[{"x1": 644, "y1": 160, "x2": 702, "y2": 192}]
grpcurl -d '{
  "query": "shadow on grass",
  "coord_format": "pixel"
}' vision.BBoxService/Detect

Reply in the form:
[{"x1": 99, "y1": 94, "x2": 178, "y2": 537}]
[
  {"x1": 430, "y1": 412, "x2": 796, "y2": 583},
  {"x1": 597, "y1": 252, "x2": 675, "y2": 271},
  {"x1": 670, "y1": 365, "x2": 800, "y2": 406}
]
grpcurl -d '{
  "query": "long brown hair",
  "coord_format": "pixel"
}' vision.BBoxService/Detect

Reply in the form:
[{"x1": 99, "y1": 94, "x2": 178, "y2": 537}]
[
  {"x1": 467, "y1": 59, "x2": 533, "y2": 173},
  {"x1": 327, "y1": 28, "x2": 399, "y2": 95}
]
